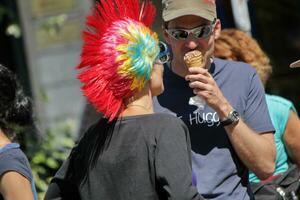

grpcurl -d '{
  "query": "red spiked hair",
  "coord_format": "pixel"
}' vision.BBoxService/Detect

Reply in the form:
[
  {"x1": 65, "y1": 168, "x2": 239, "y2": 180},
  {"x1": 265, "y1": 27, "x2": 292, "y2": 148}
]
[{"x1": 77, "y1": 0, "x2": 158, "y2": 121}]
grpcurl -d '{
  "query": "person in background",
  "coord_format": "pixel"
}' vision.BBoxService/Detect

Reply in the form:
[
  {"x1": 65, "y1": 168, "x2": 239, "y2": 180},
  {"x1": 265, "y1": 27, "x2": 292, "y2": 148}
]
[
  {"x1": 45, "y1": 0, "x2": 204, "y2": 199},
  {"x1": 290, "y1": 59, "x2": 300, "y2": 68},
  {"x1": 0, "y1": 64, "x2": 37, "y2": 200},
  {"x1": 214, "y1": 28, "x2": 300, "y2": 181},
  {"x1": 155, "y1": 0, "x2": 276, "y2": 199}
]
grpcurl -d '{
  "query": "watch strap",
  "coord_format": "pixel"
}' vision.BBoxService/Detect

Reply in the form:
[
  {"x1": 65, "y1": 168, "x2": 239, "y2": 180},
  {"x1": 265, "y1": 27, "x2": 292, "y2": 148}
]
[
  {"x1": 220, "y1": 110, "x2": 240, "y2": 126},
  {"x1": 220, "y1": 118, "x2": 235, "y2": 126}
]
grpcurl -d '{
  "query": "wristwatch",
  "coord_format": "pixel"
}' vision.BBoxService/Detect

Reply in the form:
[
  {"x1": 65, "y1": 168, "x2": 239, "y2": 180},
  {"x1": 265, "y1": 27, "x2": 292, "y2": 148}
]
[{"x1": 220, "y1": 110, "x2": 240, "y2": 126}]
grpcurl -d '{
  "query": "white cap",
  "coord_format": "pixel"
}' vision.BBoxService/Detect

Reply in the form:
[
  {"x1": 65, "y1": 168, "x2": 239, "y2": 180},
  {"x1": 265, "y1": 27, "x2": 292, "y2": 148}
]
[{"x1": 290, "y1": 60, "x2": 300, "y2": 68}]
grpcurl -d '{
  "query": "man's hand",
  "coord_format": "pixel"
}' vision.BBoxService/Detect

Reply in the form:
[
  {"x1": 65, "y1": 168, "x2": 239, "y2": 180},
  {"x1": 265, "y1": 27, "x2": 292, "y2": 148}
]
[{"x1": 185, "y1": 67, "x2": 232, "y2": 119}]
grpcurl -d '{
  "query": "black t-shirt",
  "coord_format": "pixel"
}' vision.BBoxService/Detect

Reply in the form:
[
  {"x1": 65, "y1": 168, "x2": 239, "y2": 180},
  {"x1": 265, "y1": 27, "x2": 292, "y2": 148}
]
[{"x1": 45, "y1": 113, "x2": 204, "y2": 200}]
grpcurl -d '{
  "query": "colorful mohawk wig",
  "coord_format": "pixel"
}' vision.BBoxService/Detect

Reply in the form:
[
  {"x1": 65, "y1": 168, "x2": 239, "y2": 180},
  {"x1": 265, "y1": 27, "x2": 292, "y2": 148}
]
[{"x1": 77, "y1": 0, "x2": 159, "y2": 121}]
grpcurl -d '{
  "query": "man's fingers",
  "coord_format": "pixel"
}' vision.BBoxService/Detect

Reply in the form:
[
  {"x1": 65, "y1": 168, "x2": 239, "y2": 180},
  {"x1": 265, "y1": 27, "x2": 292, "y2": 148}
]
[
  {"x1": 188, "y1": 67, "x2": 209, "y2": 75},
  {"x1": 193, "y1": 89, "x2": 211, "y2": 99},
  {"x1": 189, "y1": 81, "x2": 213, "y2": 91},
  {"x1": 186, "y1": 73, "x2": 208, "y2": 83}
]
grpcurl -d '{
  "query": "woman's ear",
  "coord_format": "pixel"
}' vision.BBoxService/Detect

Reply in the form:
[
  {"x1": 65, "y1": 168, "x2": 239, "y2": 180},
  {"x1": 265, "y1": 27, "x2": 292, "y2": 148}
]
[{"x1": 149, "y1": 63, "x2": 164, "y2": 97}]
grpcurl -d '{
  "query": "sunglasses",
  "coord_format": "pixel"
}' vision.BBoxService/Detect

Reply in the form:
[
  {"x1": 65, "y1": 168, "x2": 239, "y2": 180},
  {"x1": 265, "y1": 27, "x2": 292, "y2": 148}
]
[
  {"x1": 166, "y1": 24, "x2": 214, "y2": 40},
  {"x1": 155, "y1": 41, "x2": 171, "y2": 64}
]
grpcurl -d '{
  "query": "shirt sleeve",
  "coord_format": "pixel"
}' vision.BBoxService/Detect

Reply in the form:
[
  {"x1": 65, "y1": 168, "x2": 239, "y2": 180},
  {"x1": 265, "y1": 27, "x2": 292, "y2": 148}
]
[
  {"x1": 243, "y1": 73, "x2": 275, "y2": 134},
  {"x1": 266, "y1": 95, "x2": 298, "y2": 138},
  {"x1": 44, "y1": 159, "x2": 81, "y2": 200},
  {"x1": 154, "y1": 118, "x2": 205, "y2": 200},
  {"x1": 45, "y1": 179, "x2": 80, "y2": 200},
  {"x1": 0, "y1": 149, "x2": 32, "y2": 182},
  {"x1": 281, "y1": 98, "x2": 298, "y2": 136}
]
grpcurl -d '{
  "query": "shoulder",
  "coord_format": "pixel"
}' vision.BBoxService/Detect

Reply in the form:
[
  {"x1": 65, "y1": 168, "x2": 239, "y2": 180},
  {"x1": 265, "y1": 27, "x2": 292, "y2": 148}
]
[
  {"x1": 52, "y1": 158, "x2": 70, "y2": 180},
  {"x1": 214, "y1": 58, "x2": 257, "y2": 76},
  {"x1": 139, "y1": 113, "x2": 188, "y2": 135},
  {"x1": 152, "y1": 113, "x2": 189, "y2": 137},
  {"x1": 0, "y1": 147, "x2": 28, "y2": 164},
  {"x1": 150, "y1": 113, "x2": 186, "y2": 126},
  {"x1": 266, "y1": 94, "x2": 294, "y2": 107},
  {"x1": 266, "y1": 94, "x2": 297, "y2": 113},
  {"x1": 0, "y1": 147, "x2": 32, "y2": 180},
  {"x1": 136, "y1": 113, "x2": 184, "y2": 126},
  {"x1": 213, "y1": 58, "x2": 261, "y2": 93}
]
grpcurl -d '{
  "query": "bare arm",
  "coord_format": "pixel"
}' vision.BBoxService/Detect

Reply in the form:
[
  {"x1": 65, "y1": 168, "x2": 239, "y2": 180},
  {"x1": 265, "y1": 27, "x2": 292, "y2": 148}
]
[
  {"x1": 224, "y1": 119, "x2": 276, "y2": 179},
  {"x1": 0, "y1": 171, "x2": 34, "y2": 200},
  {"x1": 186, "y1": 67, "x2": 276, "y2": 180},
  {"x1": 283, "y1": 110, "x2": 300, "y2": 168}
]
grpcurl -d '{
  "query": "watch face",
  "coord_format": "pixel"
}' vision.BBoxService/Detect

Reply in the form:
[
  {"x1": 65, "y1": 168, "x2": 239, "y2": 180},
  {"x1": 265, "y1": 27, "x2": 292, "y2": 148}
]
[
  {"x1": 220, "y1": 110, "x2": 240, "y2": 126},
  {"x1": 231, "y1": 111, "x2": 240, "y2": 122}
]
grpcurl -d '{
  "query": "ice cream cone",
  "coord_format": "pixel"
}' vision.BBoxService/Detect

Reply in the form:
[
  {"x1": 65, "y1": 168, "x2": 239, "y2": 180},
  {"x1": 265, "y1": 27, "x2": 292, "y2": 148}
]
[
  {"x1": 184, "y1": 50, "x2": 206, "y2": 112},
  {"x1": 184, "y1": 50, "x2": 204, "y2": 68}
]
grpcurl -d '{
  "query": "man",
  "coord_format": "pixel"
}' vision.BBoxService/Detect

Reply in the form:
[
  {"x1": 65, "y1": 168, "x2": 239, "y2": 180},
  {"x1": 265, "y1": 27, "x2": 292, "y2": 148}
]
[{"x1": 155, "y1": 0, "x2": 276, "y2": 199}]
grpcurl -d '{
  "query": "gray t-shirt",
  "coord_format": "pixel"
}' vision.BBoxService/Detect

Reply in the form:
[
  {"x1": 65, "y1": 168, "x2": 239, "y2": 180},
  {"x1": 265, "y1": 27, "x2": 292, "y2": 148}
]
[
  {"x1": 0, "y1": 143, "x2": 37, "y2": 200},
  {"x1": 156, "y1": 58, "x2": 274, "y2": 200},
  {"x1": 45, "y1": 113, "x2": 204, "y2": 200}
]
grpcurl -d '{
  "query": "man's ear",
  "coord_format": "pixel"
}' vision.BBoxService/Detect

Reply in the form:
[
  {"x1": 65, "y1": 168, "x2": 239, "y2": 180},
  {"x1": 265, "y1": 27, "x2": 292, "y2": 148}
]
[
  {"x1": 214, "y1": 19, "x2": 221, "y2": 39},
  {"x1": 162, "y1": 25, "x2": 171, "y2": 44}
]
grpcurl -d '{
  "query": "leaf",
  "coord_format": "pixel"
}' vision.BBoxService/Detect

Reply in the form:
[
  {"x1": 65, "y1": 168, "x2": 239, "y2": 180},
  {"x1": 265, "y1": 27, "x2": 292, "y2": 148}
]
[{"x1": 46, "y1": 158, "x2": 59, "y2": 169}]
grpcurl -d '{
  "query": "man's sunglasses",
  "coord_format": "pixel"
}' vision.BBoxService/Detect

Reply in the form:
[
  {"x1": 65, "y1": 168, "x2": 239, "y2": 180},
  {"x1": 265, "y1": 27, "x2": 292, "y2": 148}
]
[{"x1": 166, "y1": 24, "x2": 214, "y2": 40}]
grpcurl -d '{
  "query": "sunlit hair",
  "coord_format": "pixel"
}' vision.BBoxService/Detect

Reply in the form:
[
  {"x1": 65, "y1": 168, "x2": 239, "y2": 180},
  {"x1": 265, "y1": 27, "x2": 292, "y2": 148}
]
[
  {"x1": 0, "y1": 64, "x2": 33, "y2": 138},
  {"x1": 77, "y1": 0, "x2": 159, "y2": 121},
  {"x1": 214, "y1": 29, "x2": 272, "y2": 86}
]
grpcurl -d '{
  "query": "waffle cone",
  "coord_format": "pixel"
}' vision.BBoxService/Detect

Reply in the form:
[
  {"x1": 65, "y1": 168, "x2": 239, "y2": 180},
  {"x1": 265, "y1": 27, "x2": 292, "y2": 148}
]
[{"x1": 184, "y1": 50, "x2": 204, "y2": 68}]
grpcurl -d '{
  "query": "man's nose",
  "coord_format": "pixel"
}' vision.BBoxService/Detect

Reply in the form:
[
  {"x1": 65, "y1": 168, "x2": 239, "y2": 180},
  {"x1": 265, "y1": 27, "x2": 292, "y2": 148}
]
[{"x1": 184, "y1": 36, "x2": 198, "y2": 49}]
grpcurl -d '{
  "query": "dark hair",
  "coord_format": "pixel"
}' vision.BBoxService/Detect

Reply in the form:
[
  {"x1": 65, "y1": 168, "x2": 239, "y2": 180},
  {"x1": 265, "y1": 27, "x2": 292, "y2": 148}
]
[
  {"x1": 65, "y1": 117, "x2": 116, "y2": 186},
  {"x1": 0, "y1": 64, "x2": 33, "y2": 138}
]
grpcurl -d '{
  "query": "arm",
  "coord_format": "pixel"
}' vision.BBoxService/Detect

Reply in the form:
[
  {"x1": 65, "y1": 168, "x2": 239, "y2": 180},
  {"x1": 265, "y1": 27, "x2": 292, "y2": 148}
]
[
  {"x1": 186, "y1": 67, "x2": 276, "y2": 179},
  {"x1": 0, "y1": 171, "x2": 34, "y2": 200},
  {"x1": 283, "y1": 110, "x2": 300, "y2": 168},
  {"x1": 224, "y1": 119, "x2": 275, "y2": 179},
  {"x1": 155, "y1": 120, "x2": 204, "y2": 200}
]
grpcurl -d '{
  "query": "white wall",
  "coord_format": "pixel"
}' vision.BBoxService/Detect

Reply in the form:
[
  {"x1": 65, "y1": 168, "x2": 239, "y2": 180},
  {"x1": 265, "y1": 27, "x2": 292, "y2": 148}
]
[{"x1": 17, "y1": 0, "x2": 92, "y2": 133}]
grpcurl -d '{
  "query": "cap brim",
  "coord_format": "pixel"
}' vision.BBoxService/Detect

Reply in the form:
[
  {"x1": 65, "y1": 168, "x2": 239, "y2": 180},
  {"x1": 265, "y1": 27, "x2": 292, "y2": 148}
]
[{"x1": 290, "y1": 60, "x2": 300, "y2": 68}]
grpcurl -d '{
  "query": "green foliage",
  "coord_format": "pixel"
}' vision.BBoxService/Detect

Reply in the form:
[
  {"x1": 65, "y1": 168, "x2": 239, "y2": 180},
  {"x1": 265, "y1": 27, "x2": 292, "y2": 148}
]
[
  {"x1": 27, "y1": 120, "x2": 75, "y2": 200},
  {"x1": 40, "y1": 14, "x2": 67, "y2": 37},
  {"x1": 0, "y1": 5, "x2": 21, "y2": 38}
]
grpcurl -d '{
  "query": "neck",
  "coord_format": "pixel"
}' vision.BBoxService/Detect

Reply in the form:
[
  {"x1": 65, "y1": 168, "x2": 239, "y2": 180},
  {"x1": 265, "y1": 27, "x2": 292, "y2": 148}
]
[
  {"x1": 121, "y1": 83, "x2": 154, "y2": 117},
  {"x1": 0, "y1": 129, "x2": 11, "y2": 148}
]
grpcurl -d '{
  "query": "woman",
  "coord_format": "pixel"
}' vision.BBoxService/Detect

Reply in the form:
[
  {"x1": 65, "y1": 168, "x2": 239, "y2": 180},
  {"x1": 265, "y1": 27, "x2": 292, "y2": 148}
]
[
  {"x1": 214, "y1": 29, "x2": 300, "y2": 193},
  {"x1": 45, "y1": 0, "x2": 203, "y2": 199},
  {"x1": 0, "y1": 64, "x2": 37, "y2": 200}
]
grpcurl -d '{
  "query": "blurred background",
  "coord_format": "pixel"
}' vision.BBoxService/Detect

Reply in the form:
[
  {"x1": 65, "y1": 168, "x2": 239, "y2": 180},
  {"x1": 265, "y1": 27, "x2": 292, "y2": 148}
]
[{"x1": 0, "y1": 0, "x2": 299, "y2": 198}]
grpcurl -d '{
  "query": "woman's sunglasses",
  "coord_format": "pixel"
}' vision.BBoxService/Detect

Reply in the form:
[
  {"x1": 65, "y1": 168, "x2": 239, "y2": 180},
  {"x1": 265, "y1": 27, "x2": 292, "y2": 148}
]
[
  {"x1": 166, "y1": 24, "x2": 214, "y2": 40},
  {"x1": 155, "y1": 41, "x2": 171, "y2": 64}
]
